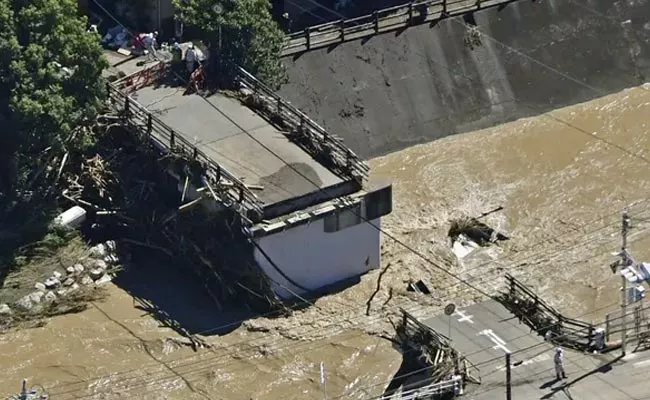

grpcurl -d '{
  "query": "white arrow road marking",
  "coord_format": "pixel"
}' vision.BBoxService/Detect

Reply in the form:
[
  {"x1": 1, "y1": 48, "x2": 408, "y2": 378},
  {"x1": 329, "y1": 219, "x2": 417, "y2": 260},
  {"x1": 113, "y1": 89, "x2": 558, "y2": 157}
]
[
  {"x1": 495, "y1": 353, "x2": 551, "y2": 371},
  {"x1": 454, "y1": 310, "x2": 474, "y2": 324},
  {"x1": 478, "y1": 329, "x2": 511, "y2": 354}
]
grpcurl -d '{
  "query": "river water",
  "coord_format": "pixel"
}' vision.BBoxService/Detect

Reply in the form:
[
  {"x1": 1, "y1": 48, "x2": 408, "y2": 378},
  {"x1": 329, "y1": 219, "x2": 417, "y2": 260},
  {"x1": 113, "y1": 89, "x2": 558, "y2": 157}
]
[{"x1": 2, "y1": 84, "x2": 650, "y2": 399}]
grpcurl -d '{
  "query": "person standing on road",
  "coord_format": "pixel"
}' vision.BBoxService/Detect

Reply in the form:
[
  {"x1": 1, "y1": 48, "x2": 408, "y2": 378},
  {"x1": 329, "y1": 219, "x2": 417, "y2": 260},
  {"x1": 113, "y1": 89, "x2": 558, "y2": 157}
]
[{"x1": 554, "y1": 347, "x2": 567, "y2": 380}]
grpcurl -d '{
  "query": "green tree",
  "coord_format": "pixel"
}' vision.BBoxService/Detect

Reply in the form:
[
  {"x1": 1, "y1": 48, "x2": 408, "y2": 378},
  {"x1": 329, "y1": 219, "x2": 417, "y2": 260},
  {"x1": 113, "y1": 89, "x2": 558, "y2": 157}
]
[
  {"x1": 0, "y1": 0, "x2": 107, "y2": 203},
  {"x1": 172, "y1": 0, "x2": 286, "y2": 88},
  {"x1": 0, "y1": 0, "x2": 108, "y2": 259}
]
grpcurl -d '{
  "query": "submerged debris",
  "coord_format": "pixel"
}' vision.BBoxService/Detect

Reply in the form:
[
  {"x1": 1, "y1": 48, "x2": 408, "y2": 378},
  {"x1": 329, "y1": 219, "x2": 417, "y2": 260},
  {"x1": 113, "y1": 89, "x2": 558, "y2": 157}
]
[{"x1": 448, "y1": 217, "x2": 509, "y2": 247}]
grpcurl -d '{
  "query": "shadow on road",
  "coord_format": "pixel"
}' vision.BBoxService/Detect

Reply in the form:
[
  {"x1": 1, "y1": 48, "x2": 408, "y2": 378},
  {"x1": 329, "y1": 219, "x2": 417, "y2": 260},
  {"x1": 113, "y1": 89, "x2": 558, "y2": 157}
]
[{"x1": 540, "y1": 355, "x2": 623, "y2": 399}]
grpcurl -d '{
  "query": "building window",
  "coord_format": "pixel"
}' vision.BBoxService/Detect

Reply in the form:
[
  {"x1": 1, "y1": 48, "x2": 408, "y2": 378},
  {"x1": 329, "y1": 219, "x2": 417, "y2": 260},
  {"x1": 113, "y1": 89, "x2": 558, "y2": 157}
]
[{"x1": 323, "y1": 203, "x2": 362, "y2": 232}]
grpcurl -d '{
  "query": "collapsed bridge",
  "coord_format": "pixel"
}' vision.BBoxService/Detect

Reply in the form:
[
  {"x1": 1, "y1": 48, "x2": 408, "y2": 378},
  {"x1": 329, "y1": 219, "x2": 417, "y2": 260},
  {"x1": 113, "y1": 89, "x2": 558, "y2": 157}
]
[{"x1": 102, "y1": 55, "x2": 393, "y2": 311}]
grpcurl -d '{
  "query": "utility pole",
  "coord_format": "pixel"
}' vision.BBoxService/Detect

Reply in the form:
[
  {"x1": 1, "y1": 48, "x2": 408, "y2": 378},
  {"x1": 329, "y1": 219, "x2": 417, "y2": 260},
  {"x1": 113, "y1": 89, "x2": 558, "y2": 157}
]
[
  {"x1": 505, "y1": 352, "x2": 512, "y2": 400},
  {"x1": 620, "y1": 209, "x2": 630, "y2": 356}
]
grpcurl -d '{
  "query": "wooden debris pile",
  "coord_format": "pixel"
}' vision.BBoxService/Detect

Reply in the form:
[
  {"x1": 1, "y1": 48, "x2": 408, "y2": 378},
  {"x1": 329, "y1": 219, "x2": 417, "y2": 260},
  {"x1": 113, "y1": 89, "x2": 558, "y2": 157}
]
[
  {"x1": 392, "y1": 310, "x2": 480, "y2": 392},
  {"x1": 448, "y1": 217, "x2": 509, "y2": 247},
  {"x1": 62, "y1": 120, "x2": 286, "y2": 314}
]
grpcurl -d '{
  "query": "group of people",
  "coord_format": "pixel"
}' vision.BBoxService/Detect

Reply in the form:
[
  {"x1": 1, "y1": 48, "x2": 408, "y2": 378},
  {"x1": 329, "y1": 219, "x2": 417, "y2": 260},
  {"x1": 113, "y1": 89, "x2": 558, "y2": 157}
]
[{"x1": 171, "y1": 41, "x2": 205, "y2": 76}]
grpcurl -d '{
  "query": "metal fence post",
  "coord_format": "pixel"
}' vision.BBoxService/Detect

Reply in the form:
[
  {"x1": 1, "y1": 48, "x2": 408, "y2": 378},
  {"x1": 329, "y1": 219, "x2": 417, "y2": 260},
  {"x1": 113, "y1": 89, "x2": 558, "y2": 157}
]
[
  {"x1": 305, "y1": 26, "x2": 311, "y2": 50},
  {"x1": 605, "y1": 313, "x2": 610, "y2": 342},
  {"x1": 339, "y1": 19, "x2": 345, "y2": 41},
  {"x1": 373, "y1": 11, "x2": 379, "y2": 32},
  {"x1": 408, "y1": 1, "x2": 414, "y2": 24},
  {"x1": 147, "y1": 114, "x2": 153, "y2": 136},
  {"x1": 505, "y1": 352, "x2": 512, "y2": 400},
  {"x1": 170, "y1": 131, "x2": 175, "y2": 148}
]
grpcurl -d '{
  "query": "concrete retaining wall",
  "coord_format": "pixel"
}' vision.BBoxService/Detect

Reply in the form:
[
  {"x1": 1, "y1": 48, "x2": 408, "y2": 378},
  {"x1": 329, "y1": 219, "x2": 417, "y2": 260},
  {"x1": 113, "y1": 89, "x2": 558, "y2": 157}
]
[{"x1": 279, "y1": 0, "x2": 650, "y2": 159}]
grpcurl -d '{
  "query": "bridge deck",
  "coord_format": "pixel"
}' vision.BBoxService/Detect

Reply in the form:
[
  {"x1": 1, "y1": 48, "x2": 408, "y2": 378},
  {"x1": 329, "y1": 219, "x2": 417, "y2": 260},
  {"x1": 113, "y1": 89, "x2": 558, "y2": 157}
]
[
  {"x1": 131, "y1": 85, "x2": 343, "y2": 206},
  {"x1": 424, "y1": 300, "x2": 650, "y2": 399}
]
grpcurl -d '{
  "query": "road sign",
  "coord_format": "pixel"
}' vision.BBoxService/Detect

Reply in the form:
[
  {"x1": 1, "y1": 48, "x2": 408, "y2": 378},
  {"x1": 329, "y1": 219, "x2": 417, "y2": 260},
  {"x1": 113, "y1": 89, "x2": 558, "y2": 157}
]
[{"x1": 444, "y1": 303, "x2": 456, "y2": 316}]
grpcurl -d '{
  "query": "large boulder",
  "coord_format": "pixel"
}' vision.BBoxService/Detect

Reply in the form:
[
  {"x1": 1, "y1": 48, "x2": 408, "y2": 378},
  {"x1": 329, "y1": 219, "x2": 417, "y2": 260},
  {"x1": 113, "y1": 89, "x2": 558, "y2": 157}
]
[
  {"x1": 44, "y1": 291, "x2": 57, "y2": 304},
  {"x1": 74, "y1": 263, "x2": 85, "y2": 274},
  {"x1": 93, "y1": 259, "x2": 108, "y2": 270},
  {"x1": 44, "y1": 277, "x2": 61, "y2": 289},
  {"x1": 29, "y1": 291, "x2": 45, "y2": 304},
  {"x1": 14, "y1": 296, "x2": 32, "y2": 312},
  {"x1": 0, "y1": 304, "x2": 12, "y2": 316},
  {"x1": 95, "y1": 274, "x2": 112, "y2": 286},
  {"x1": 89, "y1": 243, "x2": 107, "y2": 258},
  {"x1": 34, "y1": 282, "x2": 46, "y2": 291},
  {"x1": 89, "y1": 268, "x2": 104, "y2": 281}
]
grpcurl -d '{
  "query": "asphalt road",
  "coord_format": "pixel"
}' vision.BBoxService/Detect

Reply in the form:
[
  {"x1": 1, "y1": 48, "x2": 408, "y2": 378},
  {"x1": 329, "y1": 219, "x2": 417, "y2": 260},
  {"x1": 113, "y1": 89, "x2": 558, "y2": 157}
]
[{"x1": 424, "y1": 300, "x2": 650, "y2": 399}]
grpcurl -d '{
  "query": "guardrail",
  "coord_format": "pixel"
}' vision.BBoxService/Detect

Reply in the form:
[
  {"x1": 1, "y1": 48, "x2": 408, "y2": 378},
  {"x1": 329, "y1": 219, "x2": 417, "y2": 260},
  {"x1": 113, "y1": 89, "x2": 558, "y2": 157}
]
[
  {"x1": 374, "y1": 376, "x2": 463, "y2": 399},
  {"x1": 105, "y1": 72, "x2": 264, "y2": 222},
  {"x1": 236, "y1": 66, "x2": 369, "y2": 184},
  {"x1": 499, "y1": 274, "x2": 597, "y2": 351},
  {"x1": 605, "y1": 304, "x2": 650, "y2": 343},
  {"x1": 113, "y1": 61, "x2": 167, "y2": 94},
  {"x1": 283, "y1": 0, "x2": 516, "y2": 56}
]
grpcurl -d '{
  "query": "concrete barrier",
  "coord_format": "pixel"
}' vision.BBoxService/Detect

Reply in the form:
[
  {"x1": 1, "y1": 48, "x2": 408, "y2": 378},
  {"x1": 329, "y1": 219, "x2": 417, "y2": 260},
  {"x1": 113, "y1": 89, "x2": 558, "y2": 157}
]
[{"x1": 280, "y1": 0, "x2": 650, "y2": 158}]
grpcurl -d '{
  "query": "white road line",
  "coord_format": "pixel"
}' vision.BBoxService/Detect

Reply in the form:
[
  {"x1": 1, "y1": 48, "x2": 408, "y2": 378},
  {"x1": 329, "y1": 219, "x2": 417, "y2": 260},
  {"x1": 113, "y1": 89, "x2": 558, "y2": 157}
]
[
  {"x1": 454, "y1": 310, "x2": 474, "y2": 324},
  {"x1": 495, "y1": 353, "x2": 551, "y2": 371},
  {"x1": 633, "y1": 359, "x2": 650, "y2": 368},
  {"x1": 478, "y1": 329, "x2": 511, "y2": 354}
]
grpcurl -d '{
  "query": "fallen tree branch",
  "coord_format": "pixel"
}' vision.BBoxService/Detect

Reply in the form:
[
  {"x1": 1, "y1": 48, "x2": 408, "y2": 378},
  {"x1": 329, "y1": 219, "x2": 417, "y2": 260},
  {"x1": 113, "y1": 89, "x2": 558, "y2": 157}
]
[{"x1": 366, "y1": 262, "x2": 392, "y2": 316}]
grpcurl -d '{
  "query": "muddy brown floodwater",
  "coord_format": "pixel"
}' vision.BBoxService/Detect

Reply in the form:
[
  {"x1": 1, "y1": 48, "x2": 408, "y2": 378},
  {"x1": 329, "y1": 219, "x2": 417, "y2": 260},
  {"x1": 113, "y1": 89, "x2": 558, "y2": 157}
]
[{"x1": 2, "y1": 84, "x2": 650, "y2": 399}]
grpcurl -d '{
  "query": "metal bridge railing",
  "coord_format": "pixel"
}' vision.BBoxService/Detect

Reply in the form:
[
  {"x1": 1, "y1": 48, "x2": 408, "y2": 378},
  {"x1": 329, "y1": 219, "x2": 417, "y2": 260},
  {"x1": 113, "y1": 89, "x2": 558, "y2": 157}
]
[
  {"x1": 236, "y1": 66, "x2": 369, "y2": 184},
  {"x1": 499, "y1": 274, "x2": 597, "y2": 351},
  {"x1": 282, "y1": 0, "x2": 516, "y2": 56},
  {"x1": 106, "y1": 73, "x2": 264, "y2": 221},
  {"x1": 372, "y1": 376, "x2": 463, "y2": 400}
]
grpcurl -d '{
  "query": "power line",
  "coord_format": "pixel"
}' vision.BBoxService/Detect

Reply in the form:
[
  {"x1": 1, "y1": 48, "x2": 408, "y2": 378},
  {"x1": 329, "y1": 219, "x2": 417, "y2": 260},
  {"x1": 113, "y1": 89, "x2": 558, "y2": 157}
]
[
  {"x1": 47, "y1": 215, "x2": 650, "y2": 399},
  {"x1": 44, "y1": 2, "x2": 648, "y2": 396}
]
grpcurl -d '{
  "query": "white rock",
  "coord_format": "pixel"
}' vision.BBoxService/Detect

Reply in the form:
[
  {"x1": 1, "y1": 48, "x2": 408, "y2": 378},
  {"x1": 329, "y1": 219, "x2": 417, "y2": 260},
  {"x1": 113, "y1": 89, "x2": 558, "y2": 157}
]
[
  {"x1": 89, "y1": 243, "x2": 107, "y2": 258},
  {"x1": 105, "y1": 240, "x2": 117, "y2": 251},
  {"x1": 94, "y1": 259, "x2": 108, "y2": 270},
  {"x1": 0, "y1": 304, "x2": 12, "y2": 315},
  {"x1": 34, "y1": 282, "x2": 46, "y2": 291},
  {"x1": 74, "y1": 263, "x2": 85, "y2": 274},
  {"x1": 28, "y1": 291, "x2": 45, "y2": 304},
  {"x1": 89, "y1": 268, "x2": 104, "y2": 280},
  {"x1": 66, "y1": 266, "x2": 75, "y2": 275},
  {"x1": 44, "y1": 291, "x2": 57, "y2": 304},
  {"x1": 63, "y1": 278, "x2": 75, "y2": 287},
  {"x1": 44, "y1": 277, "x2": 61, "y2": 289},
  {"x1": 14, "y1": 296, "x2": 33, "y2": 312},
  {"x1": 80, "y1": 275, "x2": 94, "y2": 285},
  {"x1": 104, "y1": 254, "x2": 120, "y2": 265},
  {"x1": 95, "y1": 274, "x2": 113, "y2": 286},
  {"x1": 70, "y1": 283, "x2": 80, "y2": 292},
  {"x1": 53, "y1": 271, "x2": 63, "y2": 279},
  {"x1": 56, "y1": 289, "x2": 68, "y2": 297}
]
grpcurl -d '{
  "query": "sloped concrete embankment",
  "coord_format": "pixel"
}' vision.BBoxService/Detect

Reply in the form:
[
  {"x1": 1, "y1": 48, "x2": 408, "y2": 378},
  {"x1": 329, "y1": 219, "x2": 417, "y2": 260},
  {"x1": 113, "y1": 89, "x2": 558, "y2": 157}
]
[{"x1": 279, "y1": 0, "x2": 650, "y2": 159}]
